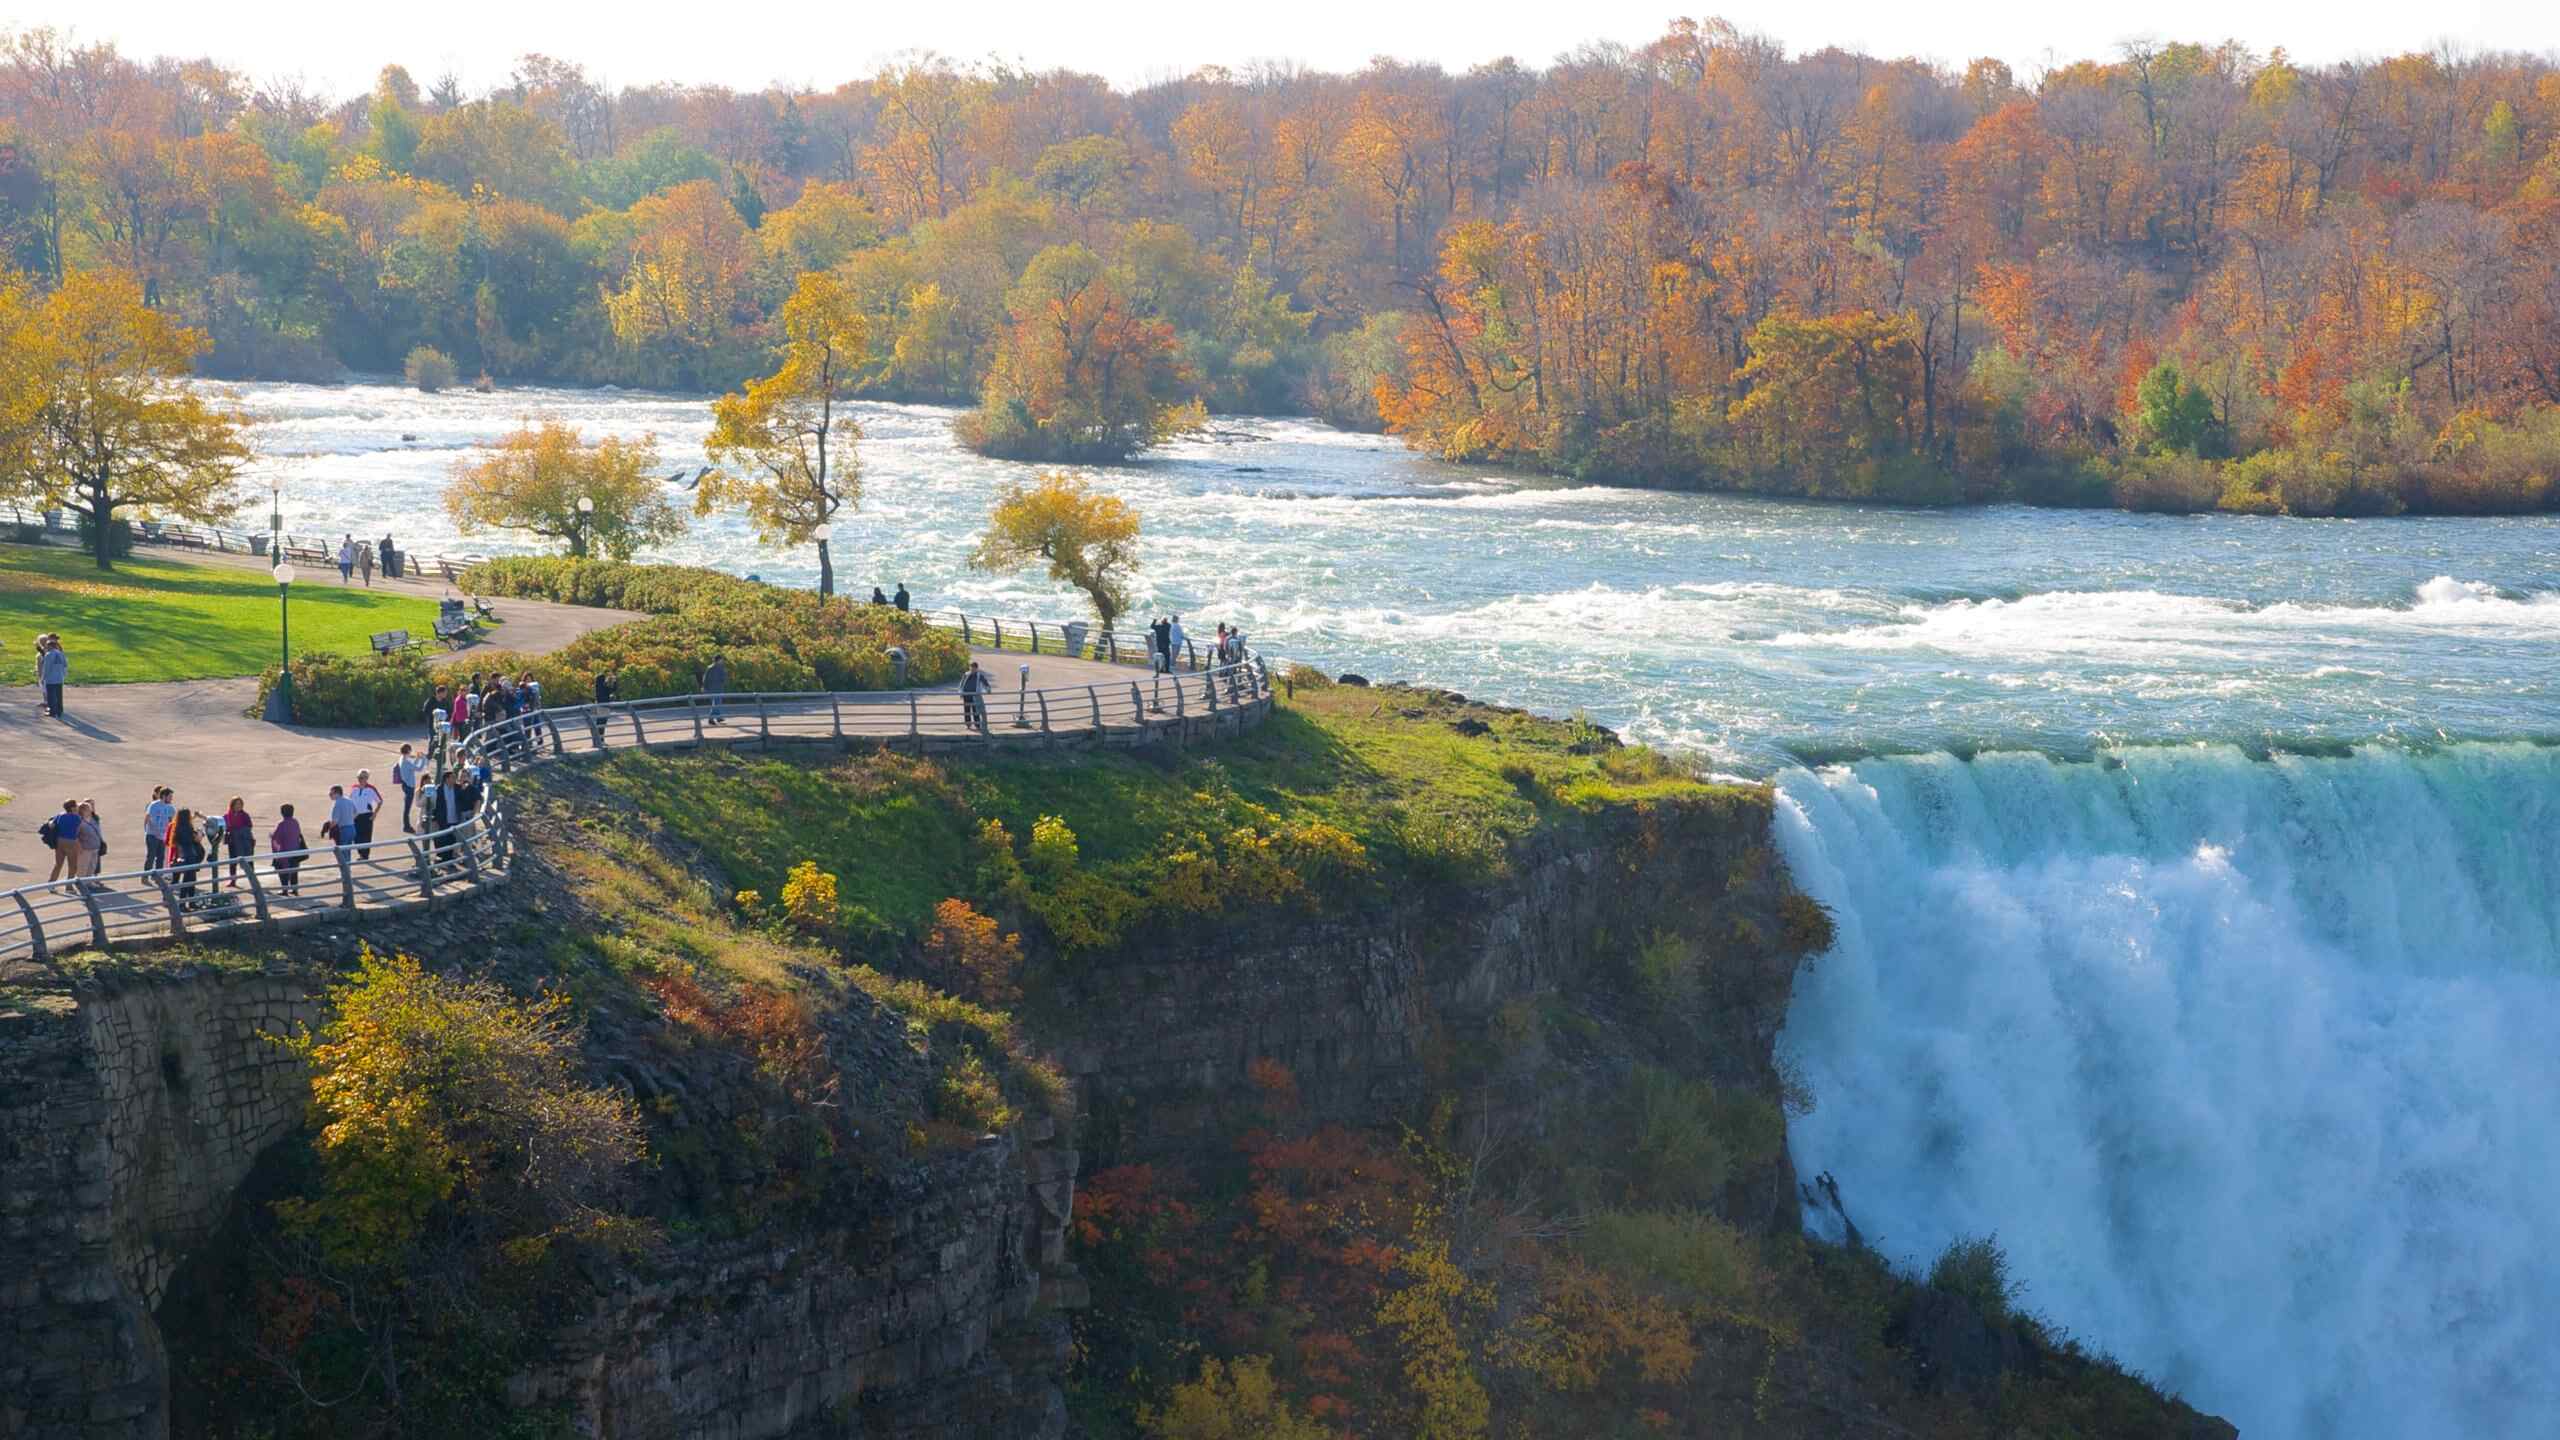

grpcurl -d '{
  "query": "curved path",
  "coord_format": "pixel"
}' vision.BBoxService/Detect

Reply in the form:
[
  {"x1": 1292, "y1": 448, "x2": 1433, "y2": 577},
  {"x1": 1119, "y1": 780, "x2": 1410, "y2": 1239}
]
[
  {"x1": 1, "y1": 656, "x2": 1273, "y2": 972},
  {"x1": 0, "y1": 644, "x2": 1146, "y2": 893}
]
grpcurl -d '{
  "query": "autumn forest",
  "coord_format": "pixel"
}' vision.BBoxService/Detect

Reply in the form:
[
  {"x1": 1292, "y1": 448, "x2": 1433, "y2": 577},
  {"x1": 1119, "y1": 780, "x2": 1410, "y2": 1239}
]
[{"x1": 6, "y1": 21, "x2": 2560, "y2": 512}]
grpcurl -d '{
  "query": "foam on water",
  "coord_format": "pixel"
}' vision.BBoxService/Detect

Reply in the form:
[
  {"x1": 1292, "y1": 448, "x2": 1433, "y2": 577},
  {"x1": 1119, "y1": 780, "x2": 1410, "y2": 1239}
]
[{"x1": 1774, "y1": 742, "x2": 2560, "y2": 1439}]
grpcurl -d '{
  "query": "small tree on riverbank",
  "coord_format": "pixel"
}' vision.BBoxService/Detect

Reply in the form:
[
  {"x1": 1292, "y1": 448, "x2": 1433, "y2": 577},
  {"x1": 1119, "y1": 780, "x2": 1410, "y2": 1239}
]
[
  {"x1": 968, "y1": 471, "x2": 1140, "y2": 634},
  {"x1": 444, "y1": 421, "x2": 685, "y2": 559},
  {"x1": 954, "y1": 244, "x2": 1203, "y2": 463},
  {"x1": 0, "y1": 269, "x2": 251, "y2": 571},
  {"x1": 698, "y1": 271, "x2": 867, "y2": 595}
]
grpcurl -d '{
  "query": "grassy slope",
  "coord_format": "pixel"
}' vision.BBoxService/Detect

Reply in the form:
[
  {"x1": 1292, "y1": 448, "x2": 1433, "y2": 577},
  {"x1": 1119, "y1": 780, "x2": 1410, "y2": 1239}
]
[
  {"x1": 0, "y1": 543, "x2": 438, "y2": 685},
  {"x1": 586, "y1": 681, "x2": 1733, "y2": 937}
]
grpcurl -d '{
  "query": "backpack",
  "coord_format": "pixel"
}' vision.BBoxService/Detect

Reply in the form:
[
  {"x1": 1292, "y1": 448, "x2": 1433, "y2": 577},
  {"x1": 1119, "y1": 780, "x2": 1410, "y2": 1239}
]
[{"x1": 37, "y1": 815, "x2": 61, "y2": 847}]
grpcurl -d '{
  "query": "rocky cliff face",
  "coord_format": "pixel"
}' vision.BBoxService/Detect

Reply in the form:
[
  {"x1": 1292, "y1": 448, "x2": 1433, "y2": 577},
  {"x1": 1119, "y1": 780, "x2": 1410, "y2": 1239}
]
[
  {"x1": 1050, "y1": 796, "x2": 1801, "y2": 1219},
  {"x1": 3, "y1": 789, "x2": 1800, "y2": 1440},
  {"x1": 0, "y1": 969, "x2": 319, "y2": 1440}
]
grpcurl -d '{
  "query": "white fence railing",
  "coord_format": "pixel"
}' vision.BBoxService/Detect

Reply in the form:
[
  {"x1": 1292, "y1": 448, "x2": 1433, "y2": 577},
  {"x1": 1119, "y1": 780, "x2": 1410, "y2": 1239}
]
[{"x1": 0, "y1": 656, "x2": 1273, "y2": 976}]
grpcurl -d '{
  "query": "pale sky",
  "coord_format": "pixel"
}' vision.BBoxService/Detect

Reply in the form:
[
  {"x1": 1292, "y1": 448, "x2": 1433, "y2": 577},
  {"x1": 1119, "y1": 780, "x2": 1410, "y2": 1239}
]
[{"x1": 18, "y1": 0, "x2": 2543, "y2": 98}]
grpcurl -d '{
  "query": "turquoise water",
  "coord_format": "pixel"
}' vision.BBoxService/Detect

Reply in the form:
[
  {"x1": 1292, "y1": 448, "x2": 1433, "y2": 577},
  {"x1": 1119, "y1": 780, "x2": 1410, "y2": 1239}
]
[
  {"x1": 244, "y1": 379, "x2": 2560, "y2": 1437},
  {"x1": 237, "y1": 380, "x2": 2560, "y2": 772}
]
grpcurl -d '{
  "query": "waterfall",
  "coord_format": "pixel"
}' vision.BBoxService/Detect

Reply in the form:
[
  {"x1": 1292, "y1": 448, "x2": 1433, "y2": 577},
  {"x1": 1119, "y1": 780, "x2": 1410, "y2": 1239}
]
[{"x1": 1774, "y1": 742, "x2": 2560, "y2": 1439}]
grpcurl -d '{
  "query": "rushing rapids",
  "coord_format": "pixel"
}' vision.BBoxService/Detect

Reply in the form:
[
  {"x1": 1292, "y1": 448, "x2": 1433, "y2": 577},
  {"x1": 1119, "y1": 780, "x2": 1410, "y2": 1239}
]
[
  {"x1": 232, "y1": 378, "x2": 2560, "y2": 1432},
  {"x1": 1774, "y1": 742, "x2": 2560, "y2": 1439}
]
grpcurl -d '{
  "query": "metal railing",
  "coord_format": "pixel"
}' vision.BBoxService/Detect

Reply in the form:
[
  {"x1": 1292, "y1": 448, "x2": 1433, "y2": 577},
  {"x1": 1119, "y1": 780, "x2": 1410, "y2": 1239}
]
[
  {"x1": 9, "y1": 506, "x2": 1251, "y2": 668},
  {"x1": 6, "y1": 506, "x2": 492, "y2": 584},
  {"x1": 0, "y1": 656, "x2": 1273, "y2": 975}
]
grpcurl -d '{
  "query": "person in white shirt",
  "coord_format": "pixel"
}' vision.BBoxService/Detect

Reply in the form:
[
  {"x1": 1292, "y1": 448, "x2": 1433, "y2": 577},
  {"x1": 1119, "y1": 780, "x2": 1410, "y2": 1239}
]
[
  {"x1": 348, "y1": 769, "x2": 384, "y2": 859},
  {"x1": 1167, "y1": 615, "x2": 1188, "y2": 670},
  {"x1": 391, "y1": 745, "x2": 424, "y2": 833}
]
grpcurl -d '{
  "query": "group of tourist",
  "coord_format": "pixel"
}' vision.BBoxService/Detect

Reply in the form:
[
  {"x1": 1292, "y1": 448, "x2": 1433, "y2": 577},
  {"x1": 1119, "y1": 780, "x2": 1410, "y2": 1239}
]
[
  {"x1": 31, "y1": 742, "x2": 489, "y2": 907},
  {"x1": 335, "y1": 533, "x2": 403, "y2": 585},
  {"x1": 427, "y1": 669, "x2": 547, "y2": 757}
]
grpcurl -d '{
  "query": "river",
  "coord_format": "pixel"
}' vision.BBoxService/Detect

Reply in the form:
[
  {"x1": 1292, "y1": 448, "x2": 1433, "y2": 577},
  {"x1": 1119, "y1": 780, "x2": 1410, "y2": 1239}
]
[{"x1": 239, "y1": 378, "x2": 2560, "y2": 1438}]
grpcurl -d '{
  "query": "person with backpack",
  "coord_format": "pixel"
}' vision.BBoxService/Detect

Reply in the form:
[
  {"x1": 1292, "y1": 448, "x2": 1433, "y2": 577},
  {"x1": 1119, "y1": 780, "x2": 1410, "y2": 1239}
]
[
  {"x1": 42, "y1": 799, "x2": 80, "y2": 886},
  {"x1": 270, "y1": 805, "x2": 306, "y2": 896},
  {"x1": 168, "y1": 808, "x2": 206, "y2": 902},
  {"x1": 325, "y1": 784, "x2": 356, "y2": 857},
  {"x1": 144, "y1": 787, "x2": 175, "y2": 874},
  {"x1": 392, "y1": 745, "x2": 423, "y2": 832}
]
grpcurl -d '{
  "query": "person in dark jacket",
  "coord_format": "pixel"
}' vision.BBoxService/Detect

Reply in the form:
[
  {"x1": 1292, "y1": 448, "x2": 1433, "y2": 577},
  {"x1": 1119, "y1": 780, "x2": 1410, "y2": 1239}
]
[
  {"x1": 703, "y1": 653, "x2": 729, "y2": 724},
  {"x1": 893, "y1": 583, "x2": 910, "y2": 611},
  {"x1": 870, "y1": 586, "x2": 888, "y2": 605},
  {"x1": 169, "y1": 808, "x2": 206, "y2": 901}
]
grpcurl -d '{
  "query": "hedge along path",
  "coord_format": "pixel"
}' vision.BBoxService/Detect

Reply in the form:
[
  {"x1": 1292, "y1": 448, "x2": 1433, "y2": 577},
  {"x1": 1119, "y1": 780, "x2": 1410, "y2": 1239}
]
[{"x1": 0, "y1": 655, "x2": 1276, "y2": 978}]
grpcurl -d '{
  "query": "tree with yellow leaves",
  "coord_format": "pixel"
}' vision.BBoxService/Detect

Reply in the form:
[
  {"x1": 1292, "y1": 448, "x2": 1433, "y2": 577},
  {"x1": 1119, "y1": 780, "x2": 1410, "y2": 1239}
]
[
  {"x1": 698, "y1": 270, "x2": 867, "y2": 594},
  {"x1": 968, "y1": 471, "x2": 1140, "y2": 634},
  {"x1": 603, "y1": 178, "x2": 752, "y2": 388},
  {"x1": 0, "y1": 268, "x2": 250, "y2": 570},
  {"x1": 443, "y1": 421, "x2": 684, "y2": 559},
  {"x1": 1138, "y1": 1355, "x2": 1329, "y2": 1440}
]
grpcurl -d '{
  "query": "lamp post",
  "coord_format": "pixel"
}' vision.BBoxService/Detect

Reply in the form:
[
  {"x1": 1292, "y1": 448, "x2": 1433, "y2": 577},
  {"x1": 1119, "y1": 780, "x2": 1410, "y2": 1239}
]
[
  {"x1": 575, "y1": 495, "x2": 594, "y2": 558},
  {"x1": 812, "y1": 521, "x2": 834, "y2": 597},
  {"x1": 262, "y1": 562, "x2": 297, "y2": 723},
  {"x1": 268, "y1": 480, "x2": 282, "y2": 560}
]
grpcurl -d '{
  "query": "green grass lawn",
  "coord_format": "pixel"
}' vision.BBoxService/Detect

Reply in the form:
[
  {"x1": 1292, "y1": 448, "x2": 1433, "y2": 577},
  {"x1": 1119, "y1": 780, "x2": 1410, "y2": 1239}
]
[
  {"x1": 579, "y1": 680, "x2": 1756, "y2": 940},
  {"x1": 0, "y1": 543, "x2": 440, "y2": 685}
]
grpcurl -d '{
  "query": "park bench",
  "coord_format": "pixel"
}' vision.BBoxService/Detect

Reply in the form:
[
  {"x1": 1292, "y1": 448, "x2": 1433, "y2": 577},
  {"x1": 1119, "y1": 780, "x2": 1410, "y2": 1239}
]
[
  {"x1": 370, "y1": 629, "x2": 418, "y2": 656},
  {"x1": 432, "y1": 614, "x2": 478, "y2": 650}
]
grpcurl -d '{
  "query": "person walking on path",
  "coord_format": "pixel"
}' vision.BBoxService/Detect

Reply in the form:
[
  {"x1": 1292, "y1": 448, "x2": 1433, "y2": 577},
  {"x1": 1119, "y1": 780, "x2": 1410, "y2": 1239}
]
[
  {"x1": 37, "y1": 635, "x2": 67, "y2": 717},
  {"x1": 703, "y1": 653, "x2": 730, "y2": 724},
  {"x1": 590, "y1": 667, "x2": 616, "y2": 748},
  {"x1": 222, "y1": 798, "x2": 255, "y2": 889},
  {"x1": 357, "y1": 539, "x2": 375, "y2": 586},
  {"x1": 425, "y1": 684, "x2": 451, "y2": 739},
  {"x1": 270, "y1": 805, "x2": 306, "y2": 896},
  {"x1": 378, "y1": 534, "x2": 396, "y2": 580},
  {"x1": 392, "y1": 745, "x2": 423, "y2": 832},
  {"x1": 337, "y1": 536, "x2": 357, "y2": 584},
  {"x1": 168, "y1": 807, "x2": 206, "y2": 902},
  {"x1": 349, "y1": 770, "x2": 383, "y2": 858},
  {"x1": 893, "y1": 583, "x2": 911, "y2": 612},
  {"x1": 325, "y1": 784, "x2": 357, "y2": 856},
  {"x1": 43, "y1": 799, "x2": 81, "y2": 885},
  {"x1": 144, "y1": 787, "x2": 175, "y2": 875},
  {"x1": 74, "y1": 801, "x2": 105, "y2": 893},
  {"x1": 958, "y1": 661, "x2": 992, "y2": 733}
]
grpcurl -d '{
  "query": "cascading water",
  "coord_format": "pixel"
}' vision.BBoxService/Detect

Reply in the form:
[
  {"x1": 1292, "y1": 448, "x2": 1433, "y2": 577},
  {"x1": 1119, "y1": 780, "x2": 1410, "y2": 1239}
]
[{"x1": 1773, "y1": 741, "x2": 2560, "y2": 1439}]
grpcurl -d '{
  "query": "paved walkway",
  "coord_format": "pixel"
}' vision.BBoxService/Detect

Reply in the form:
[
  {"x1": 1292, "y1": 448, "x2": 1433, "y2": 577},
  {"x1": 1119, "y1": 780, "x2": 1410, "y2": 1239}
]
[{"x1": 0, "y1": 647, "x2": 1147, "y2": 890}]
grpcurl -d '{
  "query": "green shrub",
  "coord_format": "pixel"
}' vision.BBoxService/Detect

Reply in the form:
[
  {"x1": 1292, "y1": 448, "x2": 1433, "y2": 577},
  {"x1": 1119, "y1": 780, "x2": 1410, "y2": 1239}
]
[
  {"x1": 1632, "y1": 929, "x2": 1698, "y2": 1008},
  {"x1": 258, "y1": 650, "x2": 435, "y2": 726},
  {"x1": 1929, "y1": 1234, "x2": 2022, "y2": 1323},
  {"x1": 1778, "y1": 891, "x2": 1836, "y2": 954},
  {"x1": 1393, "y1": 804, "x2": 1507, "y2": 883},
  {"x1": 1579, "y1": 1210, "x2": 1761, "y2": 1306},
  {"x1": 404, "y1": 345, "x2": 459, "y2": 392},
  {"x1": 74, "y1": 513, "x2": 134, "y2": 558},
  {"x1": 1028, "y1": 814, "x2": 1080, "y2": 875},
  {"x1": 430, "y1": 560, "x2": 967, "y2": 703},
  {"x1": 1618, "y1": 1065, "x2": 1786, "y2": 1207}
]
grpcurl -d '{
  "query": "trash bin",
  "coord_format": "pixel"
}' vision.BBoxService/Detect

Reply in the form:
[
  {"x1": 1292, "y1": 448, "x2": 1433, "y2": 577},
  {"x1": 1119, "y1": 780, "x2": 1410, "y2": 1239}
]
[{"x1": 1061, "y1": 622, "x2": 1088, "y2": 657}]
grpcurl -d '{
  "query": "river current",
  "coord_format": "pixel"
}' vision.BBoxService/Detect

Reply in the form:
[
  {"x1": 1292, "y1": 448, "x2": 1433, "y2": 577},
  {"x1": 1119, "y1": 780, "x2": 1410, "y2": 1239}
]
[{"x1": 241, "y1": 379, "x2": 2560, "y2": 1438}]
